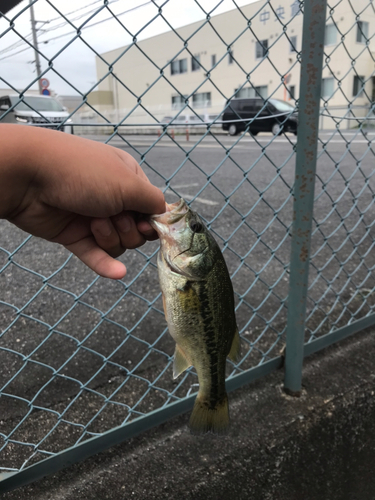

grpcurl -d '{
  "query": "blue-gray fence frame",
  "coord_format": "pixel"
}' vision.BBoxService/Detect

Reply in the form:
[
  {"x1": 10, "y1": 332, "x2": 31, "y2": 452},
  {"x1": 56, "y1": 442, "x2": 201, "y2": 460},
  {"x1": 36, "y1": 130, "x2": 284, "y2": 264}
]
[{"x1": 2, "y1": 0, "x2": 375, "y2": 493}]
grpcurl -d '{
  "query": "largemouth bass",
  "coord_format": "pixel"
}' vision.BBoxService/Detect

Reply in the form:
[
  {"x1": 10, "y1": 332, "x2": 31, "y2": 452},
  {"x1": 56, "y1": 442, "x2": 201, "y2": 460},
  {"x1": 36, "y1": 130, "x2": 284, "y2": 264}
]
[{"x1": 149, "y1": 199, "x2": 240, "y2": 435}]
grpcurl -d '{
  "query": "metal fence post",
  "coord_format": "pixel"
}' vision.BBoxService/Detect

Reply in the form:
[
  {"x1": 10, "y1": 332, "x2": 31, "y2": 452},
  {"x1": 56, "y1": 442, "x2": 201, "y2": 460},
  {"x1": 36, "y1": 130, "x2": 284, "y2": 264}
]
[{"x1": 284, "y1": 0, "x2": 328, "y2": 395}]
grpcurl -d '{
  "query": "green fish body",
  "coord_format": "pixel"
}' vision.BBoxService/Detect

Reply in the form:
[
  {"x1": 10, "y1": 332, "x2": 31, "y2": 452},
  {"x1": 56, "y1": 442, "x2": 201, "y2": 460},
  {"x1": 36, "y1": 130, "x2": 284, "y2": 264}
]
[{"x1": 150, "y1": 199, "x2": 240, "y2": 434}]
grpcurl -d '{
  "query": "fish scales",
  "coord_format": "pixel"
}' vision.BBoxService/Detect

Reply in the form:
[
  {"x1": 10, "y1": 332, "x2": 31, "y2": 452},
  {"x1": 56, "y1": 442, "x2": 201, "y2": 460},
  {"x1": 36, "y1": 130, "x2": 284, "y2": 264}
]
[
  {"x1": 150, "y1": 199, "x2": 240, "y2": 434},
  {"x1": 161, "y1": 254, "x2": 234, "y2": 406}
]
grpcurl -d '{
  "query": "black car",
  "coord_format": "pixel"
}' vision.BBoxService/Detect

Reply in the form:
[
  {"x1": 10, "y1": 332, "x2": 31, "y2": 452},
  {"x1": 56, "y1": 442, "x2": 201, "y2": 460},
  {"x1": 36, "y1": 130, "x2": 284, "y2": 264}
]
[{"x1": 222, "y1": 97, "x2": 298, "y2": 136}]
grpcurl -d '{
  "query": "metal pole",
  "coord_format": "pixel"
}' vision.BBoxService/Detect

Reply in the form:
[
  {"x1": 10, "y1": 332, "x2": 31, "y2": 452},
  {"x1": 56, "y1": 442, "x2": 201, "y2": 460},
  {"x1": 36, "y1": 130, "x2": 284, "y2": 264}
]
[
  {"x1": 111, "y1": 73, "x2": 120, "y2": 123},
  {"x1": 284, "y1": 0, "x2": 327, "y2": 395},
  {"x1": 29, "y1": 0, "x2": 42, "y2": 94}
]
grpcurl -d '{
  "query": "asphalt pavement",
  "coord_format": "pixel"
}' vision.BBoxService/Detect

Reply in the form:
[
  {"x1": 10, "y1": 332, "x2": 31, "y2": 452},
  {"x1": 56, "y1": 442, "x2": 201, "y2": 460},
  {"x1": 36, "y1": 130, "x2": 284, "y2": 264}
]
[{"x1": 1, "y1": 128, "x2": 375, "y2": 490}]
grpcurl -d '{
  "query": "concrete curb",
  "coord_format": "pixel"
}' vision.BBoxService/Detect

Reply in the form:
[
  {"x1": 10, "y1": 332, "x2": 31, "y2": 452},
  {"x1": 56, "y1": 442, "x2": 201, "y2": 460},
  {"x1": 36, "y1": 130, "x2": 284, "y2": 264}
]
[{"x1": 3, "y1": 328, "x2": 375, "y2": 500}]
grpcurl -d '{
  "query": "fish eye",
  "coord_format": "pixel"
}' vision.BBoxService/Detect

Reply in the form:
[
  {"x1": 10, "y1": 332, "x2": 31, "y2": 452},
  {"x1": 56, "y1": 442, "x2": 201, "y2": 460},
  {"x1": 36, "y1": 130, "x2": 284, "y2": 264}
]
[{"x1": 189, "y1": 219, "x2": 204, "y2": 233}]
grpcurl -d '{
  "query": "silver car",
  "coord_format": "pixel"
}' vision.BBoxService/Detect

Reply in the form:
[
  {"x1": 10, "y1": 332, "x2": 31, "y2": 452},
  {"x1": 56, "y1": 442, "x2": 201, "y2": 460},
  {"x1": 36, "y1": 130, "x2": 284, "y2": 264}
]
[{"x1": 0, "y1": 94, "x2": 73, "y2": 133}]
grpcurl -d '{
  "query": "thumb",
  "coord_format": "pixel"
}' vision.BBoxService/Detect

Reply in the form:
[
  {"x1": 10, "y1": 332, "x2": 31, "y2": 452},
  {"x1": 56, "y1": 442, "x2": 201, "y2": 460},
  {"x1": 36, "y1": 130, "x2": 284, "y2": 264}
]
[{"x1": 120, "y1": 174, "x2": 165, "y2": 215}]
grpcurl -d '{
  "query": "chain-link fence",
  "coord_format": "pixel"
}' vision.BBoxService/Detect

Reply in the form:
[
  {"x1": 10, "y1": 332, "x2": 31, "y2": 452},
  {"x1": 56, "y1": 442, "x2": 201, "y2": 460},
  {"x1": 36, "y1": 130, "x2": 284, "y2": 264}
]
[{"x1": 1, "y1": 0, "x2": 375, "y2": 492}]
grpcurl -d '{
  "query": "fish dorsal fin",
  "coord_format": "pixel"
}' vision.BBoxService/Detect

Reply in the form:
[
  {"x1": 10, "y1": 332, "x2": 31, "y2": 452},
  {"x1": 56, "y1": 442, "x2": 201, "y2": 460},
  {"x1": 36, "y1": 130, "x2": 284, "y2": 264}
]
[
  {"x1": 228, "y1": 328, "x2": 241, "y2": 363},
  {"x1": 173, "y1": 344, "x2": 191, "y2": 379}
]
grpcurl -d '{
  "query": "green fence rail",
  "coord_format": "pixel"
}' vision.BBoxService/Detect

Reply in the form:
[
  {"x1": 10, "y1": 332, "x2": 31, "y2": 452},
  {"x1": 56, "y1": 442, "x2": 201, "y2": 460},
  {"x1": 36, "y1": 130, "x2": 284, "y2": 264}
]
[{"x1": 1, "y1": 0, "x2": 375, "y2": 493}]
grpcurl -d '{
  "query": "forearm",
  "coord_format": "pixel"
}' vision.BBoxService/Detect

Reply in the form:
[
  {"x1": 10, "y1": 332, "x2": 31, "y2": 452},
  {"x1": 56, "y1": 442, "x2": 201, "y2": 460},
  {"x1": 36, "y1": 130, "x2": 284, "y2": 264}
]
[{"x1": 0, "y1": 124, "x2": 39, "y2": 220}]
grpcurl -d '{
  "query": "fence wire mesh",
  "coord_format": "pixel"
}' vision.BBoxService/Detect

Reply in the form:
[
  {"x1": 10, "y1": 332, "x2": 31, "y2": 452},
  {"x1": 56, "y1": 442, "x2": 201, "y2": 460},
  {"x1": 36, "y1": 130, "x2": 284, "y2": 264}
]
[
  {"x1": 306, "y1": 0, "x2": 375, "y2": 342},
  {"x1": 0, "y1": 0, "x2": 375, "y2": 487}
]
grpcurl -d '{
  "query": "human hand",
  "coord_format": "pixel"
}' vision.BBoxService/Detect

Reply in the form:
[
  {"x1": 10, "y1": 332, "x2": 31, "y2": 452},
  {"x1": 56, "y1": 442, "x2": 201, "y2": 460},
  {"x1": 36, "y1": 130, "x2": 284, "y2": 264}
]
[{"x1": 0, "y1": 125, "x2": 165, "y2": 279}]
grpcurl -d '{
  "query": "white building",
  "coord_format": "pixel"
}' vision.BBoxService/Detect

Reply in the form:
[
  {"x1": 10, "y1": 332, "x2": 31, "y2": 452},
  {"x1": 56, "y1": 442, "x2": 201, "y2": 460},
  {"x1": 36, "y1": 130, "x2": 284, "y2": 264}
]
[{"x1": 88, "y1": 0, "x2": 375, "y2": 130}]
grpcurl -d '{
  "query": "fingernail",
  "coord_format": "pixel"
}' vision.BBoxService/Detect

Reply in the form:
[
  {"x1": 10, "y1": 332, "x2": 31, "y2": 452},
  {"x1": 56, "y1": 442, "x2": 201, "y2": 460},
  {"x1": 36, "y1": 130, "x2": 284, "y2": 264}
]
[
  {"x1": 96, "y1": 219, "x2": 112, "y2": 236},
  {"x1": 117, "y1": 215, "x2": 131, "y2": 233}
]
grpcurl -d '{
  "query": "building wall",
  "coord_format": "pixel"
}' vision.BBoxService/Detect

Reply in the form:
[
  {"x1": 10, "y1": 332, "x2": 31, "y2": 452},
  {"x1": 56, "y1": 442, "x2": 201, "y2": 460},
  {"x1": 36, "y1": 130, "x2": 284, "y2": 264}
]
[
  {"x1": 58, "y1": 95, "x2": 92, "y2": 114},
  {"x1": 92, "y1": 0, "x2": 375, "y2": 129}
]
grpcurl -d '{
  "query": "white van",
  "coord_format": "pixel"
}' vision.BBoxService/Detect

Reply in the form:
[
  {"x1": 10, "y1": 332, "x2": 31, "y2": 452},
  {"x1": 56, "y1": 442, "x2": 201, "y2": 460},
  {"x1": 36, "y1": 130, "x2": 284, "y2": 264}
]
[{"x1": 0, "y1": 94, "x2": 73, "y2": 133}]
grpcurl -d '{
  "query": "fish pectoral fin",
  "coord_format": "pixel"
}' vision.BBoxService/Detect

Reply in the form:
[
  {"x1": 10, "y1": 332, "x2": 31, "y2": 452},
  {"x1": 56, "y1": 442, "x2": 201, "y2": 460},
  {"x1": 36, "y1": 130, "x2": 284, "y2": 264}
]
[
  {"x1": 228, "y1": 328, "x2": 241, "y2": 363},
  {"x1": 173, "y1": 344, "x2": 191, "y2": 379}
]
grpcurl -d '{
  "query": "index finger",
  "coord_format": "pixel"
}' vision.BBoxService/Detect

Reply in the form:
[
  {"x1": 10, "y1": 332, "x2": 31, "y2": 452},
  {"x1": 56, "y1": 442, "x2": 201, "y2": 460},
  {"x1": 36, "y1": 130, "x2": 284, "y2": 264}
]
[{"x1": 66, "y1": 236, "x2": 127, "y2": 279}]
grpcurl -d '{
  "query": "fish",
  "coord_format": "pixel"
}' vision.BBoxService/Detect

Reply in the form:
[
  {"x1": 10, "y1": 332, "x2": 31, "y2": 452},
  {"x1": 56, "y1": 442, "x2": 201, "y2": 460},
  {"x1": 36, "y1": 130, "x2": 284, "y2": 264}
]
[{"x1": 149, "y1": 198, "x2": 240, "y2": 435}]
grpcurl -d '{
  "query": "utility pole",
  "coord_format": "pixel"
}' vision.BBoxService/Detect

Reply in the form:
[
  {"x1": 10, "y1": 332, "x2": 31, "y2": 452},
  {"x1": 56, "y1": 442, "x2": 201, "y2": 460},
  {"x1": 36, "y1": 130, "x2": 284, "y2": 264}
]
[{"x1": 29, "y1": 0, "x2": 42, "y2": 94}]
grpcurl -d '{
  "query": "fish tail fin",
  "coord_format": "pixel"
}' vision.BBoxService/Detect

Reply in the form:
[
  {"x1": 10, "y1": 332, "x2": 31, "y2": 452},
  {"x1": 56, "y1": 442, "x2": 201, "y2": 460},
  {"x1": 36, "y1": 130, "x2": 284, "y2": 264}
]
[{"x1": 189, "y1": 392, "x2": 229, "y2": 435}]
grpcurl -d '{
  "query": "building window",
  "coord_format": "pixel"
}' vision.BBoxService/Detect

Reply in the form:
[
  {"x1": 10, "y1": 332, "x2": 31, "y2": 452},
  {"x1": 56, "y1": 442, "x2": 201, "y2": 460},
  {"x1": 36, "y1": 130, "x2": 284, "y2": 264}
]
[
  {"x1": 256, "y1": 39, "x2": 268, "y2": 59},
  {"x1": 191, "y1": 55, "x2": 200, "y2": 72},
  {"x1": 236, "y1": 86, "x2": 268, "y2": 99},
  {"x1": 211, "y1": 54, "x2": 216, "y2": 67},
  {"x1": 254, "y1": 85, "x2": 268, "y2": 98},
  {"x1": 321, "y1": 78, "x2": 335, "y2": 99},
  {"x1": 353, "y1": 75, "x2": 365, "y2": 97},
  {"x1": 228, "y1": 49, "x2": 234, "y2": 64},
  {"x1": 290, "y1": 35, "x2": 297, "y2": 53},
  {"x1": 170, "y1": 58, "x2": 187, "y2": 75},
  {"x1": 172, "y1": 95, "x2": 187, "y2": 109},
  {"x1": 356, "y1": 21, "x2": 369, "y2": 43},
  {"x1": 289, "y1": 85, "x2": 296, "y2": 99},
  {"x1": 192, "y1": 92, "x2": 211, "y2": 108},
  {"x1": 171, "y1": 60, "x2": 179, "y2": 75},
  {"x1": 324, "y1": 24, "x2": 337, "y2": 45}
]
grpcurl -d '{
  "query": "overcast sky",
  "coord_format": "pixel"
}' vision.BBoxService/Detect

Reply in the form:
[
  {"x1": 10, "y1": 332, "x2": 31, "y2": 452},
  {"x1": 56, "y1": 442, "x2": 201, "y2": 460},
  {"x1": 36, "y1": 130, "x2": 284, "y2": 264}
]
[{"x1": 0, "y1": 0, "x2": 257, "y2": 96}]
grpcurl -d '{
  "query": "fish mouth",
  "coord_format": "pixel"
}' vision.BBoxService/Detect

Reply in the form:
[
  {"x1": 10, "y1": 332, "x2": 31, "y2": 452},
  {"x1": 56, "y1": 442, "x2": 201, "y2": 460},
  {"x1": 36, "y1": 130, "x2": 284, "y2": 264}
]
[{"x1": 149, "y1": 198, "x2": 189, "y2": 234}]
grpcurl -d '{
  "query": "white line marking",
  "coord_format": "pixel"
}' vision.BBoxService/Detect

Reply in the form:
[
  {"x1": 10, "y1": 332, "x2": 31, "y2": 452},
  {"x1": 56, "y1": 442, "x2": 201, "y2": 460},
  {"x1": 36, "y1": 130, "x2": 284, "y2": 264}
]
[
  {"x1": 178, "y1": 194, "x2": 219, "y2": 206},
  {"x1": 169, "y1": 183, "x2": 199, "y2": 189},
  {"x1": 134, "y1": 142, "x2": 261, "y2": 149},
  {"x1": 159, "y1": 190, "x2": 219, "y2": 206}
]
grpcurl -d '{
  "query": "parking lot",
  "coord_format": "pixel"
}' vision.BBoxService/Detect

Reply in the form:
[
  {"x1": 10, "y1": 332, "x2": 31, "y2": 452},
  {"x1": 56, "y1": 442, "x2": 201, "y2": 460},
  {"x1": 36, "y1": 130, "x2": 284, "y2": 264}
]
[{"x1": 1, "y1": 128, "x2": 375, "y2": 470}]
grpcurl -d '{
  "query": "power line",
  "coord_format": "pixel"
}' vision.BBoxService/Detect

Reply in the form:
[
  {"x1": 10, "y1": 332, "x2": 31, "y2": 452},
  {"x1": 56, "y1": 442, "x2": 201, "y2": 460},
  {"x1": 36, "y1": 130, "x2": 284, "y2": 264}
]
[
  {"x1": 0, "y1": 0, "x2": 152, "y2": 62},
  {"x1": 0, "y1": 45, "x2": 31, "y2": 61},
  {"x1": 0, "y1": 0, "x2": 146, "y2": 60},
  {"x1": 46, "y1": 0, "x2": 104, "y2": 24},
  {"x1": 0, "y1": 32, "x2": 33, "y2": 56},
  {"x1": 35, "y1": 0, "x2": 124, "y2": 36},
  {"x1": 0, "y1": 1, "x2": 153, "y2": 63},
  {"x1": 0, "y1": 0, "x2": 123, "y2": 56}
]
